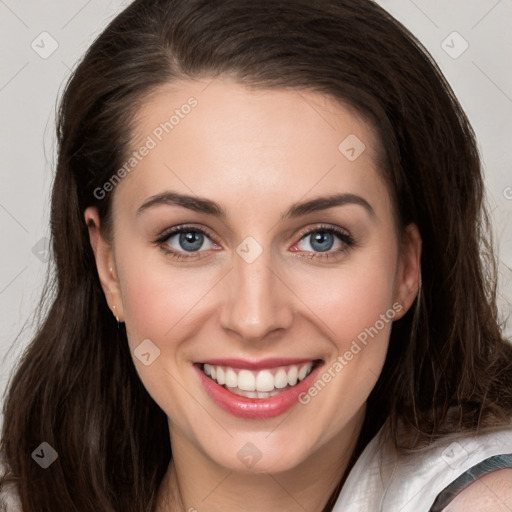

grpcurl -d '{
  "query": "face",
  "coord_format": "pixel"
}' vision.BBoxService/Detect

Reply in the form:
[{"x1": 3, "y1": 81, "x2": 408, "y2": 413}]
[{"x1": 86, "y1": 78, "x2": 421, "y2": 474}]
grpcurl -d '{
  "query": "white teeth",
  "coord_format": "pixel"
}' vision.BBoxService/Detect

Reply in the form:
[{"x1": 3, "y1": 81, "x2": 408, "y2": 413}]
[
  {"x1": 274, "y1": 368, "x2": 289, "y2": 389},
  {"x1": 287, "y1": 366, "x2": 298, "y2": 386},
  {"x1": 255, "y1": 370, "x2": 275, "y2": 392},
  {"x1": 298, "y1": 364, "x2": 309, "y2": 381},
  {"x1": 225, "y1": 368, "x2": 237, "y2": 388},
  {"x1": 227, "y1": 387, "x2": 259, "y2": 398},
  {"x1": 238, "y1": 370, "x2": 256, "y2": 391},
  {"x1": 202, "y1": 361, "x2": 315, "y2": 395}
]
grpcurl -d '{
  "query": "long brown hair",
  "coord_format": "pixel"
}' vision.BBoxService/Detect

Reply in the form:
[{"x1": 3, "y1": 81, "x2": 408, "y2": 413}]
[{"x1": 2, "y1": 1, "x2": 512, "y2": 510}]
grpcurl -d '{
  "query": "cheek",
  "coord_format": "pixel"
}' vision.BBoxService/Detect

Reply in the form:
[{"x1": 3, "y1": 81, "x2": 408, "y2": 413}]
[
  {"x1": 115, "y1": 233, "x2": 218, "y2": 347},
  {"x1": 115, "y1": 254, "x2": 214, "y2": 420},
  {"x1": 288, "y1": 249, "x2": 398, "y2": 349},
  {"x1": 120, "y1": 267, "x2": 217, "y2": 350},
  {"x1": 290, "y1": 263, "x2": 398, "y2": 445}
]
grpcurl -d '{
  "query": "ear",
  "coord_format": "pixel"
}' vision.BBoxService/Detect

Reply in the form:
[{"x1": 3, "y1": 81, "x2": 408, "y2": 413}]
[
  {"x1": 84, "y1": 207, "x2": 124, "y2": 322},
  {"x1": 393, "y1": 223, "x2": 422, "y2": 320}
]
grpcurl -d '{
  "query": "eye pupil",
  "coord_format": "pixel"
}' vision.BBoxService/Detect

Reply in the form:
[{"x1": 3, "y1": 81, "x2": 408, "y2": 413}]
[
  {"x1": 179, "y1": 231, "x2": 204, "y2": 252},
  {"x1": 310, "y1": 231, "x2": 334, "y2": 252}
]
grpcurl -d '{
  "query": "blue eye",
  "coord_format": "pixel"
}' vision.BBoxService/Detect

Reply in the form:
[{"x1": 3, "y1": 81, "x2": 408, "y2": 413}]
[
  {"x1": 175, "y1": 231, "x2": 205, "y2": 252},
  {"x1": 306, "y1": 231, "x2": 335, "y2": 252},
  {"x1": 294, "y1": 226, "x2": 354, "y2": 257},
  {"x1": 155, "y1": 224, "x2": 354, "y2": 262},
  {"x1": 160, "y1": 227, "x2": 216, "y2": 254}
]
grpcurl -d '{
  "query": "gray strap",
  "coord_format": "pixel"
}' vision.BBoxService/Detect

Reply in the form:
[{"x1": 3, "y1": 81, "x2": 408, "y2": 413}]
[{"x1": 429, "y1": 453, "x2": 512, "y2": 511}]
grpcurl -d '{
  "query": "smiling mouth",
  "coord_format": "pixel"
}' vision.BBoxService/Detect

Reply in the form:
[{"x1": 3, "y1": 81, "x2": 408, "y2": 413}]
[{"x1": 201, "y1": 361, "x2": 320, "y2": 399}]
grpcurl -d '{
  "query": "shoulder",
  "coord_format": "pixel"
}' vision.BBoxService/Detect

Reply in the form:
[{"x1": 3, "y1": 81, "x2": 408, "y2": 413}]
[
  {"x1": 442, "y1": 468, "x2": 512, "y2": 512},
  {"x1": 378, "y1": 423, "x2": 512, "y2": 512}
]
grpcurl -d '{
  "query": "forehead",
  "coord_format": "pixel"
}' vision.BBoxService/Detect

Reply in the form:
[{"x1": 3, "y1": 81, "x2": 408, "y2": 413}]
[{"x1": 113, "y1": 78, "x2": 391, "y2": 219}]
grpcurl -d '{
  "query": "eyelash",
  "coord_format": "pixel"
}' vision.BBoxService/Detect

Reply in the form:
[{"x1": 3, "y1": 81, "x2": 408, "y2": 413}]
[{"x1": 154, "y1": 224, "x2": 355, "y2": 262}]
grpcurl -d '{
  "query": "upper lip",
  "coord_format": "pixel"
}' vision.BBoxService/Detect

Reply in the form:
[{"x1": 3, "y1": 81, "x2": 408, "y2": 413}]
[{"x1": 197, "y1": 358, "x2": 321, "y2": 370}]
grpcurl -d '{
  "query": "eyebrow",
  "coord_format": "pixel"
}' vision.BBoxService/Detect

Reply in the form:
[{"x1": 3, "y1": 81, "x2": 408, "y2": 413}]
[{"x1": 136, "y1": 191, "x2": 375, "y2": 219}]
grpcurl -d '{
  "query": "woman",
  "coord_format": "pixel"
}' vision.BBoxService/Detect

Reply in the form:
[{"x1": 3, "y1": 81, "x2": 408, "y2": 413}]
[{"x1": 1, "y1": 0, "x2": 511, "y2": 510}]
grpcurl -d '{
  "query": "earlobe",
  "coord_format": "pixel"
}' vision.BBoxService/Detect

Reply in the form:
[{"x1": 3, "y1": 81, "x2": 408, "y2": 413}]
[
  {"x1": 393, "y1": 223, "x2": 422, "y2": 320},
  {"x1": 84, "y1": 207, "x2": 124, "y2": 322}
]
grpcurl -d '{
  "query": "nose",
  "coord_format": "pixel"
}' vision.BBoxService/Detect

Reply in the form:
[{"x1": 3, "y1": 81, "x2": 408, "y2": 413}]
[{"x1": 218, "y1": 243, "x2": 294, "y2": 343}]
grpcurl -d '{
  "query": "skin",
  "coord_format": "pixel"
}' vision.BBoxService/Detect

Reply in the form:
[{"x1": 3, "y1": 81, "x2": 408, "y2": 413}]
[
  {"x1": 444, "y1": 468, "x2": 512, "y2": 511},
  {"x1": 85, "y1": 78, "x2": 422, "y2": 511}
]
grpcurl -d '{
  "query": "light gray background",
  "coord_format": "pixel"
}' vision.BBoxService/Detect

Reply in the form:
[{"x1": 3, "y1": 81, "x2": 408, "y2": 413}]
[{"x1": 1, "y1": 0, "x2": 511, "y2": 413}]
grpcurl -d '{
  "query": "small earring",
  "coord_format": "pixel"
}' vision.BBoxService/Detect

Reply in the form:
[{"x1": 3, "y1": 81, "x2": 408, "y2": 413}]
[{"x1": 112, "y1": 304, "x2": 120, "y2": 323}]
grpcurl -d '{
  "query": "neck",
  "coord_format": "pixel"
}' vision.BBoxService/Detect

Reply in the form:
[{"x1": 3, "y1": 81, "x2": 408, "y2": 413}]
[{"x1": 156, "y1": 407, "x2": 365, "y2": 512}]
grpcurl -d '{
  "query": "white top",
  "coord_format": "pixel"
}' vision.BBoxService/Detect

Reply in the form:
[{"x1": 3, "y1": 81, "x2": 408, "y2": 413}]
[
  {"x1": 0, "y1": 480, "x2": 21, "y2": 512},
  {"x1": 333, "y1": 421, "x2": 512, "y2": 511},
  {"x1": 1, "y1": 423, "x2": 512, "y2": 511}
]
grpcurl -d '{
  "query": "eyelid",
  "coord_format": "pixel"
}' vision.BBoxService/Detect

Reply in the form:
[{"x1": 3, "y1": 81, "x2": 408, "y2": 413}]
[
  {"x1": 155, "y1": 224, "x2": 219, "y2": 245},
  {"x1": 294, "y1": 223, "x2": 352, "y2": 243}
]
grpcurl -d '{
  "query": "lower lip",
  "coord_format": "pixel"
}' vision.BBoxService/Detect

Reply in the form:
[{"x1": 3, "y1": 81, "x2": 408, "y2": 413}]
[{"x1": 195, "y1": 362, "x2": 322, "y2": 419}]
